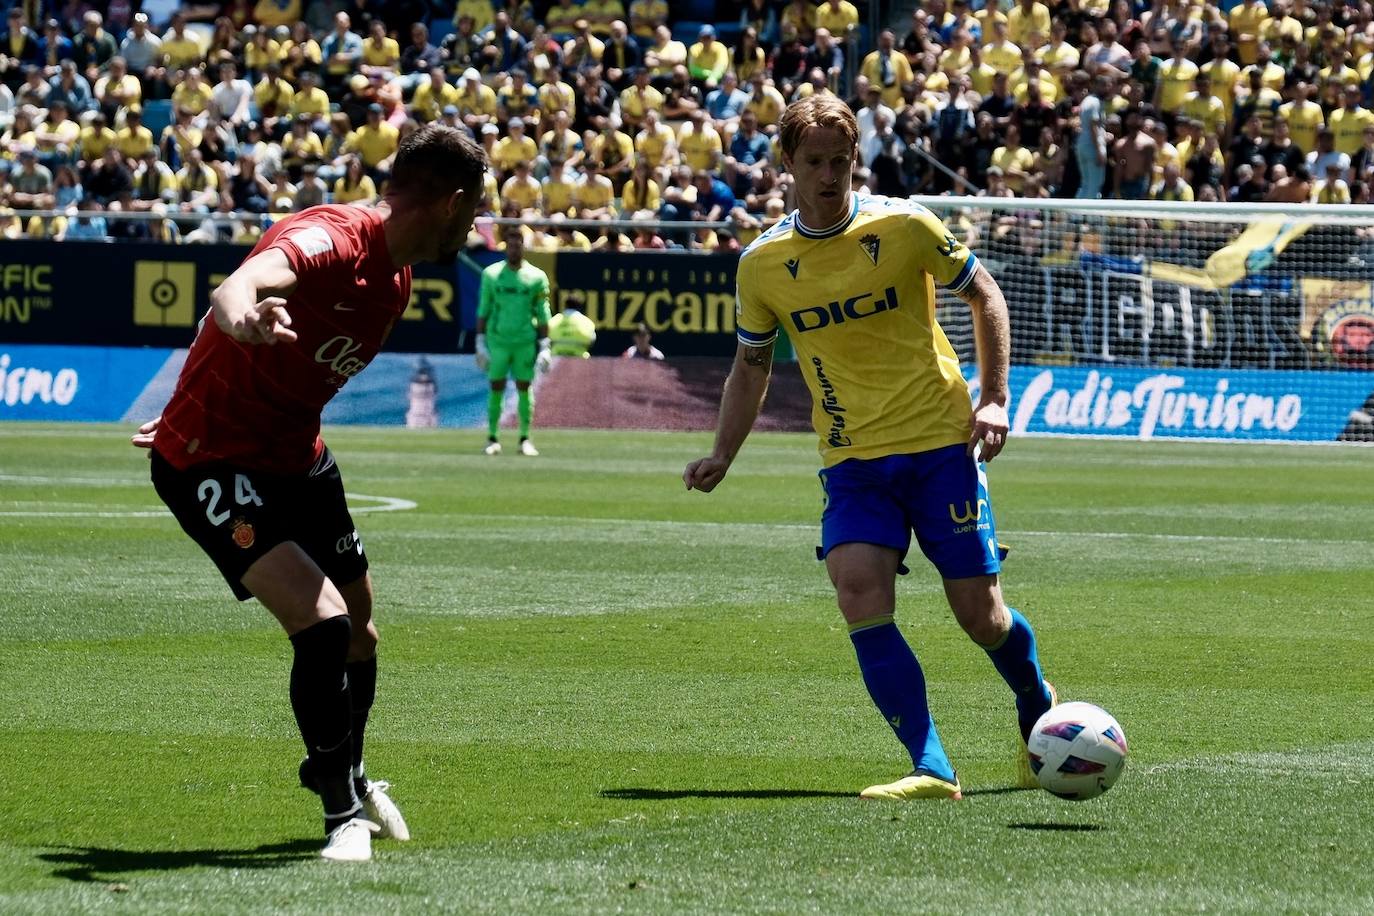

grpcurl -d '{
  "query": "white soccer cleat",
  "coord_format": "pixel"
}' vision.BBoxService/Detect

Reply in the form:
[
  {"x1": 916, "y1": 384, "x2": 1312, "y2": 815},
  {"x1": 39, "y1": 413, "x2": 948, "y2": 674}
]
[
  {"x1": 320, "y1": 817, "x2": 380, "y2": 862},
  {"x1": 361, "y1": 780, "x2": 411, "y2": 842},
  {"x1": 483, "y1": 441, "x2": 502, "y2": 456},
  {"x1": 519, "y1": 439, "x2": 539, "y2": 457}
]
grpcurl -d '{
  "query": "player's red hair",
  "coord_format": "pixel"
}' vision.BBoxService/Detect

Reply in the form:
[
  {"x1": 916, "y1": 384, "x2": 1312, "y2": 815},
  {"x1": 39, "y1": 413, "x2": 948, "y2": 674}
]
[{"x1": 779, "y1": 94, "x2": 859, "y2": 160}]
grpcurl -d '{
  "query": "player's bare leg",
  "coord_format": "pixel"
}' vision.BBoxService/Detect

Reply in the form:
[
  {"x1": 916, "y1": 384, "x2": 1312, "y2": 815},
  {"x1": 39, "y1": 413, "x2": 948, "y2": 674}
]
[
  {"x1": 945, "y1": 574, "x2": 1055, "y2": 786},
  {"x1": 828, "y1": 543, "x2": 960, "y2": 800},
  {"x1": 335, "y1": 573, "x2": 409, "y2": 840},
  {"x1": 242, "y1": 544, "x2": 375, "y2": 859}
]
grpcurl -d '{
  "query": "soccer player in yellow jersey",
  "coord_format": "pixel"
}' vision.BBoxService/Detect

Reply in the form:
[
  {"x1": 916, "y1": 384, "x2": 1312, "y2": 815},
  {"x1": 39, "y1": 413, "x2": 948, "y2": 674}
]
[{"x1": 685, "y1": 95, "x2": 1055, "y2": 802}]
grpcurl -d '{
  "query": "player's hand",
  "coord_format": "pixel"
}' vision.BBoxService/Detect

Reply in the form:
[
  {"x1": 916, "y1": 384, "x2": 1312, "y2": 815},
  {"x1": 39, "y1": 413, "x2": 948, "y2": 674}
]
[
  {"x1": 130, "y1": 415, "x2": 160, "y2": 449},
  {"x1": 474, "y1": 332, "x2": 490, "y2": 370},
  {"x1": 535, "y1": 340, "x2": 553, "y2": 375},
  {"x1": 683, "y1": 456, "x2": 729, "y2": 492},
  {"x1": 967, "y1": 398, "x2": 1010, "y2": 462},
  {"x1": 229, "y1": 297, "x2": 297, "y2": 345}
]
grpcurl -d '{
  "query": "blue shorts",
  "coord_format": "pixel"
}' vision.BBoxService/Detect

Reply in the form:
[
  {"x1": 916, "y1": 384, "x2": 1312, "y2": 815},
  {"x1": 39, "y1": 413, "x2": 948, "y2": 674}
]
[{"x1": 817, "y1": 444, "x2": 1006, "y2": 580}]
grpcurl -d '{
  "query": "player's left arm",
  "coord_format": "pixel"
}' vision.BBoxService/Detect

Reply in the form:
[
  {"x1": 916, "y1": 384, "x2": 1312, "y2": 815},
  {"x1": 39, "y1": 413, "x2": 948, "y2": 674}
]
[
  {"x1": 907, "y1": 205, "x2": 1011, "y2": 461},
  {"x1": 534, "y1": 271, "x2": 553, "y2": 371},
  {"x1": 956, "y1": 263, "x2": 1011, "y2": 462}
]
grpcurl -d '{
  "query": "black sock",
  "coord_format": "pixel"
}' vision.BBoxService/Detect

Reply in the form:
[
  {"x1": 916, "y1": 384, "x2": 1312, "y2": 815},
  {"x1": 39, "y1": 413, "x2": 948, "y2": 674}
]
[
  {"x1": 289, "y1": 616, "x2": 359, "y2": 832},
  {"x1": 347, "y1": 655, "x2": 377, "y2": 796}
]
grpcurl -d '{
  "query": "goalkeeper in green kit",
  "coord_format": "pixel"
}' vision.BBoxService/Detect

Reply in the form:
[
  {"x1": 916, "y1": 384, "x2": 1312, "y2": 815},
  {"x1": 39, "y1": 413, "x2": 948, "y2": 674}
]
[{"x1": 476, "y1": 226, "x2": 552, "y2": 456}]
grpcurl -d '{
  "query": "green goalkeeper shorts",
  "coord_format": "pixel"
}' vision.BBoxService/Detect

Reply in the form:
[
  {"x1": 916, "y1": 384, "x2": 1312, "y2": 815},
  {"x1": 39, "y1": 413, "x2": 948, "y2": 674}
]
[{"x1": 487, "y1": 340, "x2": 536, "y2": 383}]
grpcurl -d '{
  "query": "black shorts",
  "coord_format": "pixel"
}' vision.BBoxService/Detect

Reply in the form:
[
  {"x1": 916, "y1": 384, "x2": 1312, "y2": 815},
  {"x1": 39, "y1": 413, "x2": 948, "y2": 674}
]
[{"x1": 151, "y1": 446, "x2": 369, "y2": 601}]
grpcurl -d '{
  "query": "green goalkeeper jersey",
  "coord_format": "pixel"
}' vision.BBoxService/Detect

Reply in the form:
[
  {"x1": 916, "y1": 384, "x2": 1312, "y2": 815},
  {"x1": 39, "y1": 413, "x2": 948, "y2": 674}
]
[{"x1": 478, "y1": 260, "x2": 552, "y2": 345}]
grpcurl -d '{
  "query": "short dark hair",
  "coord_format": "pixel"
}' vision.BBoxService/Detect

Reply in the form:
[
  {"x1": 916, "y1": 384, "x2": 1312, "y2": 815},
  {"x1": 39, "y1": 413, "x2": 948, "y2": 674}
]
[{"x1": 388, "y1": 123, "x2": 487, "y2": 199}]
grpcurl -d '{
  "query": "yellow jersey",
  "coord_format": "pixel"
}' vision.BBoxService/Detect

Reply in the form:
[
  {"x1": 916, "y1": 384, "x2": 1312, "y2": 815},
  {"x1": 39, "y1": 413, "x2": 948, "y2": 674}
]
[{"x1": 735, "y1": 194, "x2": 978, "y2": 466}]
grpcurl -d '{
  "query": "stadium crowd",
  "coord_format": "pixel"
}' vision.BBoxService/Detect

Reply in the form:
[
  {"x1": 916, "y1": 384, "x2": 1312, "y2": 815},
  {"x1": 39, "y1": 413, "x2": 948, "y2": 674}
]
[{"x1": 0, "y1": 0, "x2": 1372, "y2": 248}]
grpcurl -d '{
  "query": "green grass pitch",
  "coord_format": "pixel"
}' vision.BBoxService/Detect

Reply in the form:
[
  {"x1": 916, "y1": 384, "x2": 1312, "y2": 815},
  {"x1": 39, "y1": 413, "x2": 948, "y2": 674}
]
[{"x1": 1, "y1": 424, "x2": 1371, "y2": 914}]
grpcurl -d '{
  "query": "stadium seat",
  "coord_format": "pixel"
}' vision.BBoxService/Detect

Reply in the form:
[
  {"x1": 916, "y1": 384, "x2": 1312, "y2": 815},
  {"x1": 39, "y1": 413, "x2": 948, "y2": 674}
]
[
  {"x1": 683, "y1": 0, "x2": 715, "y2": 20},
  {"x1": 141, "y1": 99, "x2": 173, "y2": 140},
  {"x1": 427, "y1": 16, "x2": 455, "y2": 46},
  {"x1": 713, "y1": 22, "x2": 742, "y2": 46},
  {"x1": 672, "y1": 22, "x2": 705, "y2": 45}
]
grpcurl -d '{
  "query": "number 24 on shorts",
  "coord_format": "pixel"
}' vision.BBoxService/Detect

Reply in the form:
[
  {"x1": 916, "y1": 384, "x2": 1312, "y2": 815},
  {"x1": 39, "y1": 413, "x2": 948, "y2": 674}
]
[{"x1": 196, "y1": 473, "x2": 263, "y2": 526}]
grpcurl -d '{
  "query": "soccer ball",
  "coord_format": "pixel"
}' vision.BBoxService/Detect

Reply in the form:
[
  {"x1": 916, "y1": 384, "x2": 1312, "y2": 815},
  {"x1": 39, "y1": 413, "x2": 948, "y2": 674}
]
[{"x1": 1027, "y1": 702, "x2": 1128, "y2": 801}]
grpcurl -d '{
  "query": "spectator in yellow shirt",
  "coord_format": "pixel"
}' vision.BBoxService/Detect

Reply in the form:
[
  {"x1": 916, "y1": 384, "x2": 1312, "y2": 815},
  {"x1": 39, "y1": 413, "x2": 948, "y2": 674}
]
[
  {"x1": 288, "y1": 70, "x2": 330, "y2": 127},
  {"x1": 643, "y1": 25, "x2": 687, "y2": 81},
  {"x1": 814, "y1": 0, "x2": 858, "y2": 36},
  {"x1": 574, "y1": 164, "x2": 616, "y2": 218},
  {"x1": 253, "y1": 62, "x2": 295, "y2": 133},
  {"x1": 745, "y1": 72, "x2": 786, "y2": 127},
  {"x1": 989, "y1": 122, "x2": 1035, "y2": 193},
  {"x1": 345, "y1": 103, "x2": 400, "y2": 177},
  {"x1": 255, "y1": 0, "x2": 302, "y2": 30},
  {"x1": 619, "y1": 68, "x2": 664, "y2": 131},
  {"x1": 115, "y1": 108, "x2": 154, "y2": 160},
  {"x1": 244, "y1": 28, "x2": 282, "y2": 79},
  {"x1": 629, "y1": 0, "x2": 669, "y2": 40},
  {"x1": 1277, "y1": 82, "x2": 1324, "y2": 153},
  {"x1": 540, "y1": 109, "x2": 585, "y2": 170},
  {"x1": 541, "y1": 158, "x2": 579, "y2": 215},
  {"x1": 411, "y1": 67, "x2": 460, "y2": 123},
  {"x1": 1155, "y1": 41, "x2": 1198, "y2": 115},
  {"x1": 1311, "y1": 163, "x2": 1351, "y2": 203},
  {"x1": 1328, "y1": 85, "x2": 1374, "y2": 156},
  {"x1": 688, "y1": 25, "x2": 729, "y2": 88},
  {"x1": 588, "y1": 122, "x2": 635, "y2": 184},
  {"x1": 635, "y1": 108, "x2": 678, "y2": 168},
  {"x1": 1007, "y1": 0, "x2": 1050, "y2": 48},
  {"x1": 171, "y1": 67, "x2": 213, "y2": 117},
  {"x1": 1181, "y1": 75, "x2": 1227, "y2": 139},
  {"x1": 456, "y1": 68, "x2": 498, "y2": 132},
  {"x1": 78, "y1": 113, "x2": 116, "y2": 166},
  {"x1": 861, "y1": 30, "x2": 914, "y2": 109},
  {"x1": 1228, "y1": 0, "x2": 1270, "y2": 67},
  {"x1": 781, "y1": 0, "x2": 817, "y2": 43},
  {"x1": 333, "y1": 155, "x2": 377, "y2": 204},
  {"x1": 620, "y1": 158, "x2": 660, "y2": 214},
  {"x1": 492, "y1": 117, "x2": 539, "y2": 174},
  {"x1": 677, "y1": 108, "x2": 722, "y2": 172},
  {"x1": 160, "y1": 14, "x2": 204, "y2": 71},
  {"x1": 501, "y1": 158, "x2": 543, "y2": 212},
  {"x1": 982, "y1": 20, "x2": 1023, "y2": 74}
]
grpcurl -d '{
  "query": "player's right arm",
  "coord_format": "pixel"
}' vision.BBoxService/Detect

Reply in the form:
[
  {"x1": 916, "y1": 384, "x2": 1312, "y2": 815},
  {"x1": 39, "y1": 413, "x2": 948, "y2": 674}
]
[
  {"x1": 684, "y1": 253, "x2": 775, "y2": 492},
  {"x1": 210, "y1": 247, "x2": 300, "y2": 345},
  {"x1": 683, "y1": 339, "x2": 773, "y2": 492}
]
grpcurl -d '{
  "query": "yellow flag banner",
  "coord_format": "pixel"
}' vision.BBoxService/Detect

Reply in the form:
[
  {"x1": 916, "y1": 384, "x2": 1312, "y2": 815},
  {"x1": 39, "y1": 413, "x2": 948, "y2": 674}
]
[{"x1": 1145, "y1": 217, "x2": 1312, "y2": 290}]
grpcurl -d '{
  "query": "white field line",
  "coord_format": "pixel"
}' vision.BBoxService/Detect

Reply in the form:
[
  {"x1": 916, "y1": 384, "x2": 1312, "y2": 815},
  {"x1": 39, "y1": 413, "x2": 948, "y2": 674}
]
[
  {"x1": 0, "y1": 487, "x2": 416, "y2": 517},
  {"x1": 0, "y1": 474, "x2": 1364, "y2": 545},
  {"x1": 426, "y1": 513, "x2": 1371, "y2": 547}
]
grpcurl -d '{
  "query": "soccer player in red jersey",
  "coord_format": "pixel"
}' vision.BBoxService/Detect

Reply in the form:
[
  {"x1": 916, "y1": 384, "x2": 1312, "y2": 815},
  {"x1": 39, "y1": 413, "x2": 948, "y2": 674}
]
[{"x1": 131, "y1": 124, "x2": 486, "y2": 862}]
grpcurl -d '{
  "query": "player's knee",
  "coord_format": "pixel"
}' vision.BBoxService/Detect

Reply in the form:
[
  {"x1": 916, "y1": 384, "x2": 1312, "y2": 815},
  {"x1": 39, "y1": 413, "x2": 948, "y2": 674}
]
[
  {"x1": 956, "y1": 600, "x2": 1010, "y2": 647},
  {"x1": 350, "y1": 620, "x2": 378, "y2": 660},
  {"x1": 832, "y1": 577, "x2": 894, "y2": 622}
]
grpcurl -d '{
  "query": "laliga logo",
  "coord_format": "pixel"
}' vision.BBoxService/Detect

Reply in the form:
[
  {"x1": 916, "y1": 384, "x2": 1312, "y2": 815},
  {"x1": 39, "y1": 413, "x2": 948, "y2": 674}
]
[{"x1": 315, "y1": 335, "x2": 369, "y2": 381}]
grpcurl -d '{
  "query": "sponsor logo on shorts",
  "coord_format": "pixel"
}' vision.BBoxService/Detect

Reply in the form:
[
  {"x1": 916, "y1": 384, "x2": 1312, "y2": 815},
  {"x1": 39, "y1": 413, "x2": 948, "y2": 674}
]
[
  {"x1": 231, "y1": 517, "x2": 255, "y2": 549},
  {"x1": 336, "y1": 530, "x2": 362, "y2": 555},
  {"x1": 949, "y1": 499, "x2": 991, "y2": 534}
]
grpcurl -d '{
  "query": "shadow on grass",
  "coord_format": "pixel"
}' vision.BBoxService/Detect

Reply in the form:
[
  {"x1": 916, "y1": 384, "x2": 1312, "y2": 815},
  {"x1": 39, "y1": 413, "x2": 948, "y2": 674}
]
[
  {"x1": 1006, "y1": 822, "x2": 1103, "y2": 832},
  {"x1": 963, "y1": 786, "x2": 1037, "y2": 798},
  {"x1": 38, "y1": 839, "x2": 319, "y2": 883},
  {"x1": 602, "y1": 788, "x2": 854, "y2": 800}
]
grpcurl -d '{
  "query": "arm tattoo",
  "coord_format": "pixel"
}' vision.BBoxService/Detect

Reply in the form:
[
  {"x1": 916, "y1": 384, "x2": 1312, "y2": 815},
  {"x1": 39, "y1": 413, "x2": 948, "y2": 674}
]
[{"x1": 743, "y1": 344, "x2": 773, "y2": 367}]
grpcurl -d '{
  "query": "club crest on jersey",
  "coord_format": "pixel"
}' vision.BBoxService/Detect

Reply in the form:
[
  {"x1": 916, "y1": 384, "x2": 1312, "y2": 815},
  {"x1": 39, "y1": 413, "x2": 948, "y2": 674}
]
[
  {"x1": 859, "y1": 234, "x2": 880, "y2": 266},
  {"x1": 231, "y1": 518, "x2": 256, "y2": 549},
  {"x1": 785, "y1": 258, "x2": 800, "y2": 278}
]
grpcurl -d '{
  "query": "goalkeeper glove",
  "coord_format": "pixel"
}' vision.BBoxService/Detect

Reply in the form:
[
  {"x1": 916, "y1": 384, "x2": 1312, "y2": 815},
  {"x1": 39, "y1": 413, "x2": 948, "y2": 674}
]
[
  {"x1": 475, "y1": 333, "x2": 490, "y2": 371},
  {"x1": 535, "y1": 337, "x2": 553, "y2": 374}
]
